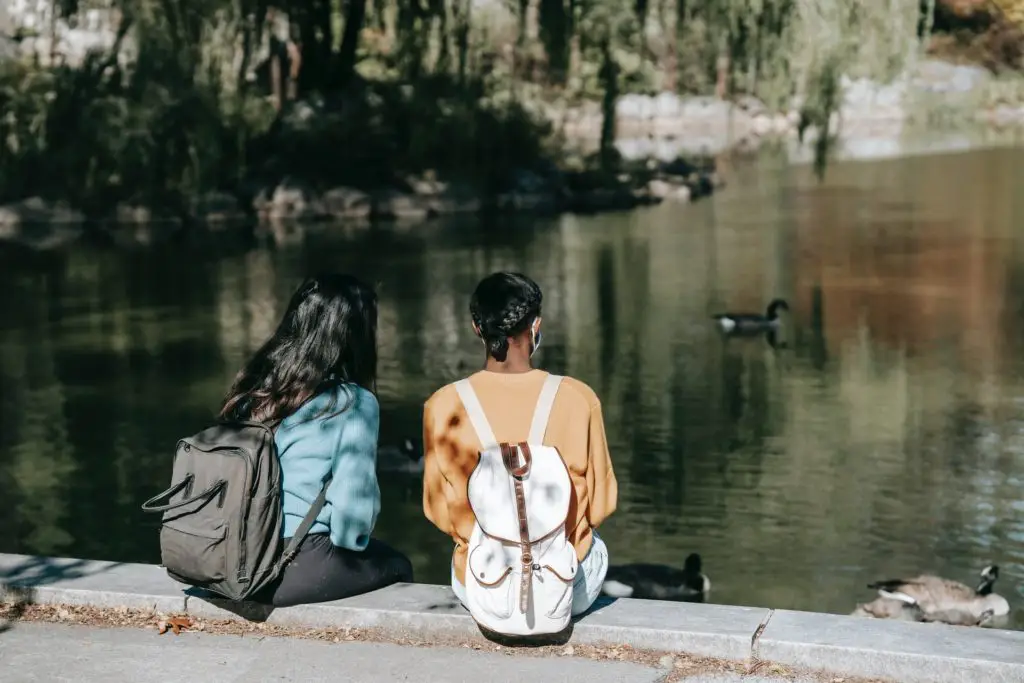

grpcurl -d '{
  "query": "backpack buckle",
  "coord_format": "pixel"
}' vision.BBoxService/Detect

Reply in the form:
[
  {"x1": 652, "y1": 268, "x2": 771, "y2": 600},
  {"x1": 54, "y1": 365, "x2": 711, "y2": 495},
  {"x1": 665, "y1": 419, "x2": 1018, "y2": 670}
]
[{"x1": 500, "y1": 443, "x2": 532, "y2": 478}]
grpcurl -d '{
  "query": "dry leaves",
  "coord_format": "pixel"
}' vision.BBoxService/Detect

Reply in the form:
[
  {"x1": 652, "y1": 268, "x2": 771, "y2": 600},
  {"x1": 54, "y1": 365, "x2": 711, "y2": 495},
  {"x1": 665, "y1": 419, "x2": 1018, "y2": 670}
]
[
  {"x1": 1, "y1": 601, "x2": 895, "y2": 683},
  {"x1": 156, "y1": 616, "x2": 194, "y2": 636}
]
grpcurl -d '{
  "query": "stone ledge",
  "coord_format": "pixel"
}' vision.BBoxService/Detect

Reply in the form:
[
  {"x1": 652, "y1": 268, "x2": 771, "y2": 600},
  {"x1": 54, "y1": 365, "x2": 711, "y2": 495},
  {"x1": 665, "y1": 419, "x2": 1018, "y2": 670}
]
[
  {"x1": 3, "y1": 553, "x2": 1024, "y2": 683},
  {"x1": 0, "y1": 553, "x2": 184, "y2": 613},
  {"x1": 184, "y1": 582, "x2": 767, "y2": 661},
  {"x1": 758, "y1": 610, "x2": 1024, "y2": 683}
]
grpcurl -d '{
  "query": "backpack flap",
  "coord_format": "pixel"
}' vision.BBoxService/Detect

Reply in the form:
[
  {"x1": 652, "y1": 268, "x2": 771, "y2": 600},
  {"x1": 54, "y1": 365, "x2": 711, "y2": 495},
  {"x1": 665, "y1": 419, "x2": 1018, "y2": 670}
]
[{"x1": 467, "y1": 443, "x2": 572, "y2": 544}]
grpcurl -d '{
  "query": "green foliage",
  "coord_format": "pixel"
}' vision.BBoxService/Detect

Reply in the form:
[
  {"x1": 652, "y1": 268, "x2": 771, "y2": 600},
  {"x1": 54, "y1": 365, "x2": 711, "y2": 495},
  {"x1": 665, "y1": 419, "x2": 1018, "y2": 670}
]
[
  {"x1": 266, "y1": 76, "x2": 553, "y2": 192},
  {"x1": 0, "y1": 0, "x2": 987, "y2": 207},
  {"x1": 0, "y1": 0, "x2": 283, "y2": 210}
]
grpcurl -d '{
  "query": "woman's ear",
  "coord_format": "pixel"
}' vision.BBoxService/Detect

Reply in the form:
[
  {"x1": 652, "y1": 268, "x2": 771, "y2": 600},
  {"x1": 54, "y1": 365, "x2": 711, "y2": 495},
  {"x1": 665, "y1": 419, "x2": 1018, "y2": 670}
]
[
  {"x1": 533, "y1": 316, "x2": 543, "y2": 334},
  {"x1": 472, "y1": 322, "x2": 482, "y2": 338}
]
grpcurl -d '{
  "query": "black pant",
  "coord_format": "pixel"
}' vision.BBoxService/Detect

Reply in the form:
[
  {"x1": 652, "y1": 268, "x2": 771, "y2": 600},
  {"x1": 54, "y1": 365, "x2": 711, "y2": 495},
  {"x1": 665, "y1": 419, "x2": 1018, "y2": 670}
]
[{"x1": 266, "y1": 533, "x2": 413, "y2": 608}]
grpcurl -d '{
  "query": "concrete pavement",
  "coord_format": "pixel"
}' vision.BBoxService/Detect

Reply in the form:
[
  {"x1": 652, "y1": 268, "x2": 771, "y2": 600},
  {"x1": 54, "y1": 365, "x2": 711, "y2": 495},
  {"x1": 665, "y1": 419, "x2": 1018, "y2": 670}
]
[
  {"x1": 0, "y1": 622, "x2": 849, "y2": 683},
  {"x1": 0, "y1": 622, "x2": 659, "y2": 683}
]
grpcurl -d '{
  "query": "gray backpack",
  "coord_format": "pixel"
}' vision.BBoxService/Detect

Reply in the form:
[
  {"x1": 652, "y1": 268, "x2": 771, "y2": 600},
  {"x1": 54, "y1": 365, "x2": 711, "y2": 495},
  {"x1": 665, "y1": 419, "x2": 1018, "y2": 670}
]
[{"x1": 141, "y1": 421, "x2": 329, "y2": 601}]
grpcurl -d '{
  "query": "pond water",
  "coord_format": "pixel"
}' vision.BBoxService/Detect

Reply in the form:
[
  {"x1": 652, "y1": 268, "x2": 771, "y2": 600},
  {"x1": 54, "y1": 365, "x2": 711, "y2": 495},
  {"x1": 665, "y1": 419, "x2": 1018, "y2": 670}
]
[{"x1": 2, "y1": 148, "x2": 1023, "y2": 628}]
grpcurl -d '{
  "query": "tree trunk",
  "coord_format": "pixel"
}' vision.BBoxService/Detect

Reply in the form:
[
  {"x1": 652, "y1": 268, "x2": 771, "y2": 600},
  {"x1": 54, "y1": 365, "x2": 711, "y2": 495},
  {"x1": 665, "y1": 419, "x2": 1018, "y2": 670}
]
[
  {"x1": 431, "y1": 0, "x2": 450, "y2": 75},
  {"x1": 661, "y1": 0, "x2": 678, "y2": 91},
  {"x1": 396, "y1": 0, "x2": 425, "y2": 81},
  {"x1": 237, "y1": 0, "x2": 260, "y2": 93},
  {"x1": 539, "y1": 0, "x2": 570, "y2": 84},
  {"x1": 316, "y1": 0, "x2": 333, "y2": 81},
  {"x1": 453, "y1": 0, "x2": 471, "y2": 83},
  {"x1": 635, "y1": 0, "x2": 648, "y2": 60},
  {"x1": 524, "y1": 0, "x2": 541, "y2": 80},
  {"x1": 715, "y1": 29, "x2": 729, "y2": 99},
  {"x1": 599, "y1": 38, "x2": 619, "y2": 171},
  {"x1": 567, "y1": 0, "x2": 581, "y2": 86},
  {"x1": 336, "y1": 0, "x2": 368, "y2": 87}
]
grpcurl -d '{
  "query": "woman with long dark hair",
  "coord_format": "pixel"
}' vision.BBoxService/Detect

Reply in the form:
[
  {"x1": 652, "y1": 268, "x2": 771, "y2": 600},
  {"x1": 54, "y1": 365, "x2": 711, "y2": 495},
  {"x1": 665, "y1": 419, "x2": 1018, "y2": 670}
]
[
  {"x1": 421, "y1": 272, "x2": 618, "y2": 618},
  {"x1": 221, "y1": 273, "x2": 412, "y2": 607}
]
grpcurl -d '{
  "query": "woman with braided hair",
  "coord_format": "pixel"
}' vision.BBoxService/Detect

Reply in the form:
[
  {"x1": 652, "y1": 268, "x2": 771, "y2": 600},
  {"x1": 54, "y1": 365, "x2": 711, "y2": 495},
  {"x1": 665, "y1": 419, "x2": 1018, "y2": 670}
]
[{"x1": 421, "y1": 272, "x2": 618, "y2": 618}]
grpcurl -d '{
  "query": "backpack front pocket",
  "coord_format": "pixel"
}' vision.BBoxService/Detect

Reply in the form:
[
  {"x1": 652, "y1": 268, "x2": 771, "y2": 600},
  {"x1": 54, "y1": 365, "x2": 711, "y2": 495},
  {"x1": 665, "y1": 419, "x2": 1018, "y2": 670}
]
[
  {"x1": 160, "y1": 520, "x2": 228, "y2": 584},
  {"x1": 535, "y1": 542, "x2": 577, "y2": 620},
  {"x1": 466, "y1": 543, "x2": 516, "y2": 620}
]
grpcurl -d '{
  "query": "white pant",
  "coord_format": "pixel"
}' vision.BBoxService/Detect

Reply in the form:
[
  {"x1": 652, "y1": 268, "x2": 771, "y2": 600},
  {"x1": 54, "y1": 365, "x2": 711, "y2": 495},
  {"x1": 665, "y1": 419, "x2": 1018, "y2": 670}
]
[{"x1": 451, "y1": 532, "x2": 608, "y2": 617}]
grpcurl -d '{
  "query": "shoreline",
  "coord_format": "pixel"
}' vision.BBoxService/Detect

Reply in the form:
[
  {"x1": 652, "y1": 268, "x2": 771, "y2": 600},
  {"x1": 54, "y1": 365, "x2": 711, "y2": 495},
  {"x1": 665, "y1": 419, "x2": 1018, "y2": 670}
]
[
  {"x1": 0, "y1": 161, "x2": 713, "y2": 250},
  {"x1": 0, "y1": 119, "x2": 1020, "y2": 252},
  {"x1": 2, "y1": 552, "x2": 1023, "y2": 683}
]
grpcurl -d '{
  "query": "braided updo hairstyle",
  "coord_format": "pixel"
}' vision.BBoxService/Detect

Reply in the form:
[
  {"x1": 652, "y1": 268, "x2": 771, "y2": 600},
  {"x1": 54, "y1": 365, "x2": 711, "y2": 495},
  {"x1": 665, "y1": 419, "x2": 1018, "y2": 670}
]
[{"x1": 470, "y1": 272, "x2": 543, "y2": 362}]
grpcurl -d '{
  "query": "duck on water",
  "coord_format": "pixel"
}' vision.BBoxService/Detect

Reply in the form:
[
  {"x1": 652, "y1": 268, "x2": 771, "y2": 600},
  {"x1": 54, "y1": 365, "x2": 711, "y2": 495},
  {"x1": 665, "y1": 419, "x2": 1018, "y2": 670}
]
[
  {"x1": 601, "y1": 553, "x2": 710, "y2": 602},
  {"x1": 713, "y1": 299, "x2": 789, "y2": 335}
]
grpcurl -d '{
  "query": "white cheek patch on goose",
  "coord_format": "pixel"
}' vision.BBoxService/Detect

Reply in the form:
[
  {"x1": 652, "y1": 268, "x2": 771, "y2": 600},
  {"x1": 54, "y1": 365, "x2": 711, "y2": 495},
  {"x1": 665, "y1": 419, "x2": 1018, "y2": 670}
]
[{"x1": 601, "y1": 580, "x2": 635, "y2": 598}]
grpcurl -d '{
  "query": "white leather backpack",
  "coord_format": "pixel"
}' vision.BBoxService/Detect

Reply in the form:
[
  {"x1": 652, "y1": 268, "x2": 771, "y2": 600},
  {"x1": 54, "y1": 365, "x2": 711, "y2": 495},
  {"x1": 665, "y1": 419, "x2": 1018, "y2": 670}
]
[{"x1": 455, "y1": 374, "x2": 578, "y2": 636}]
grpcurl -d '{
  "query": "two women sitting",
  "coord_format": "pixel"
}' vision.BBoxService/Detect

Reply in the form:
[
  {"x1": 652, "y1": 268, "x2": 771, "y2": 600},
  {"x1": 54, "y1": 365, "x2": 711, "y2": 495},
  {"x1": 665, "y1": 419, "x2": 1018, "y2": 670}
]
[{"x1": 218, "y1": 270, "x2": 617, "y2": 627}]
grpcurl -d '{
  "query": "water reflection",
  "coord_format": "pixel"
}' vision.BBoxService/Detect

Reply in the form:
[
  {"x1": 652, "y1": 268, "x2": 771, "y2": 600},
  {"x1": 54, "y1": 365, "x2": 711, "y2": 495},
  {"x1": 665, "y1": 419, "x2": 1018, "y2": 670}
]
[{"x1": 1, "y1": 149, "x2": 1023, "y2": 628}]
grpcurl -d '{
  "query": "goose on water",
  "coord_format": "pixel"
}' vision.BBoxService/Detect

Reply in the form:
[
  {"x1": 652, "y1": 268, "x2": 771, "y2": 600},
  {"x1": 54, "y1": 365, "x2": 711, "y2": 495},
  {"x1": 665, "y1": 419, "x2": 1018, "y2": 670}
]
[
  {"x1": 851, "y1": 594, "x2": 998, "y2": 627},
  {"x1": 601, "y1": 553, "x2": 710, "y2": 602},
  {"x1": 713, "y1": 299, "x2": 789, "y2": 335},
  {"x1": 851, "y1": 565, "x2": 1009, "y2": 627}
]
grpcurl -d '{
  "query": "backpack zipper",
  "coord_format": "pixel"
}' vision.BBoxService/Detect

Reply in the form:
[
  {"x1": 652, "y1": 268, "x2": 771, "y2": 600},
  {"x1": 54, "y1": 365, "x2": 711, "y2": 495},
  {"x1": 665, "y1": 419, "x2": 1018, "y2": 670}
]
[
  {"x1": 238, "y1": 425, "x2": 277, "y2": 587},
  {"x1": 185, "y1": 442, "x2": 254, "y2": 585},
  {"x1": 235, "y1": 446, "x2": 255, "y2": 583}
]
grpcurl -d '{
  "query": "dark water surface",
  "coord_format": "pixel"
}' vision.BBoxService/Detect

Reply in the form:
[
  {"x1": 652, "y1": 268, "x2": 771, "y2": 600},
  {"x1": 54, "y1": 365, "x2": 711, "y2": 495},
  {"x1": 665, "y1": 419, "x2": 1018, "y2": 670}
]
[{"x1": 2, "y1": 148, "x2": 1024, "y2": 627}]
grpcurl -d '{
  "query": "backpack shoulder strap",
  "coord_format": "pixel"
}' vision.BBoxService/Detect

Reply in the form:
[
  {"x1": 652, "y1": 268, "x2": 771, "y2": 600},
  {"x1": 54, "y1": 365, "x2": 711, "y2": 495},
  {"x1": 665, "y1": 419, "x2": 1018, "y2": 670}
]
[
  {"x1": 272, "y1": 419, "x2": 331, "y2": 569},
  {"x1": 279, "y1": 475, "x2": 332, "y2": 567},
  {"x1": 454, "y1": 378, "x2": 498, "y2": 449},
  {"x1": 528, "y1": 374, "x2": 563, "y2": 444}
]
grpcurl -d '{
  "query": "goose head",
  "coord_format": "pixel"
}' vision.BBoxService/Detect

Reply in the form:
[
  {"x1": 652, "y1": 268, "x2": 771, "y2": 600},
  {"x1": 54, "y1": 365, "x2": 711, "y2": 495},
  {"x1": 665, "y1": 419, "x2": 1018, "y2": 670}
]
[
  {"x1": 972, "y1": 566, "x2": 1010, "y2": 618},
  {"x1": 766, "y1": 299, "x2": 790, "y2": 320},
  {"x1": 976, "y1": 565, "x2": 999, "y2": 595},
  {"x1": 684, "y1": 553, "x2": 711, "y2": 593}
]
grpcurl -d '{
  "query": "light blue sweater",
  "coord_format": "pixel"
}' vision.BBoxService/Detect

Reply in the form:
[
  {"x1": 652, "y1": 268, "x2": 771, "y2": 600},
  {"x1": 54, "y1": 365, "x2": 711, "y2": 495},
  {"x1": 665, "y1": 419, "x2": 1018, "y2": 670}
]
[{"x1": 276, "y1": 384, "x2": 380, "y2": 550}]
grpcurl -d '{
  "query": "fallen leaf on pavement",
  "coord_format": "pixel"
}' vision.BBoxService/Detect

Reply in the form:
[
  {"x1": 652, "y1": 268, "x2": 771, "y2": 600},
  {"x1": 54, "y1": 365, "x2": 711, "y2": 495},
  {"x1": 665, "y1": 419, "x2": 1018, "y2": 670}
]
[{"x1": 157, "y1": 616, "x2": 194, "y2": 635}]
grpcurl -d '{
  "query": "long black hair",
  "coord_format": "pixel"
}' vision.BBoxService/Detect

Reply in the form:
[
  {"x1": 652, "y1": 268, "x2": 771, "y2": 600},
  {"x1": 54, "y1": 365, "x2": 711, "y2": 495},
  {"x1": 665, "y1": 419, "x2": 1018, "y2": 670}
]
[
  {"x1": 220, "y1": 273, "x2": 378, "y2": 424},
  {"x1": 470, "y1": 272, "x2": 542, "y2": 362}
]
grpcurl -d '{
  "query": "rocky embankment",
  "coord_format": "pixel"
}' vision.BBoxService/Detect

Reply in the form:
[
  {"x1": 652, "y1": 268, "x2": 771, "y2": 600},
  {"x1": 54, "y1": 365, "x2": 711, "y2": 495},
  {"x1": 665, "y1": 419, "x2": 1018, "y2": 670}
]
[{"x1": 0, "y1": 160, "x2": 718, "y2": 249}]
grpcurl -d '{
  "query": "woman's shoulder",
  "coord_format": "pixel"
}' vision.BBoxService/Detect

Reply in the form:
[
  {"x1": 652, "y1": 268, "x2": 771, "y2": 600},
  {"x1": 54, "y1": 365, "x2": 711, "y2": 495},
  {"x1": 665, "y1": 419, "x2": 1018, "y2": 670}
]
[
  {"x1": 328, "y1": 384, "x2": 379, "y2": 417},
  {"x1": 423, "y1": 380, "x2": 459, "y2": 413},
  {"x1": 290, "y1": 384, "x2": 379, "y2": 425},
  {"x1": 555, "y1": 375, "x2": 602, "y2": 411}
]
